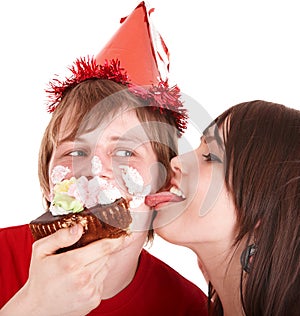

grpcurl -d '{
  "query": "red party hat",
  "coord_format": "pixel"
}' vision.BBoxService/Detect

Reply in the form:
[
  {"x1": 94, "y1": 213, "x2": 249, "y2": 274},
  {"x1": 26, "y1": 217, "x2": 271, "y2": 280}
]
[
  {"x1": 96, "y1": 1, "x2": 169, "y2": 86},
  {"x1": 46, "y1": 2, "x2": 188, "y2": 134}
]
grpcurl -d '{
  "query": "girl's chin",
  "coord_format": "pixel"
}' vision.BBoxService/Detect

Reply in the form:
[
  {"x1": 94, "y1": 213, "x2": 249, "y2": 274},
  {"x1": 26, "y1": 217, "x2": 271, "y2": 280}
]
[{"x1": 154, "y1": 224, "x2": 183, "y2": 245}]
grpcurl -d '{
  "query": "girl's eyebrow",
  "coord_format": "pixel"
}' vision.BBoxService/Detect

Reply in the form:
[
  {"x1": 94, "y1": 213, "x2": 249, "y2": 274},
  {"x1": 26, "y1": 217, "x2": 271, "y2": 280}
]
[
  {"x1": 213, "y1": 124, "x2": 224, "y2": 148},
  {"x1": 204, "y1": 135, "x2": 215, "y2": 144},
  {"x1": 201, "y1": 133, "x2": 215, "y2": 144},
  {"x1": 202, "y1": 124, "x2": 224, "y2": 150}
]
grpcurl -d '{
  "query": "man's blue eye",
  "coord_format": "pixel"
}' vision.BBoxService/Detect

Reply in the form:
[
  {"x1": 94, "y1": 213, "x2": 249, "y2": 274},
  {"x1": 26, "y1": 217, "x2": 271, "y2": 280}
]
[
  {"x1": 115, "y1": 150, "x2": 133, "y2": 157},
  {"x1": 68, "y1": 150, "x2": 86, "y2": 157}
]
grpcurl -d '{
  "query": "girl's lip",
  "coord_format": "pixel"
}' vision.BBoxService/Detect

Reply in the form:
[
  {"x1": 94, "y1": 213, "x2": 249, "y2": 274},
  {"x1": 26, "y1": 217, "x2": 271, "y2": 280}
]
[{"x1": 145, "y1": 186, "x2": 185, "y2": 209}]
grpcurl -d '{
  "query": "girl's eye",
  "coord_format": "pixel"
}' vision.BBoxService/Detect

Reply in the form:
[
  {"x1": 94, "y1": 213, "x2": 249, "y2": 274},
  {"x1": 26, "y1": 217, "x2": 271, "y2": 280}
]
[
  {"x1": 202, "y1": 153, "x2": 222, "y2": 163},
  {"x1": 68, "y1": 150, "x2": 87, "y2": 157},
  {"x1": 114, "y1": 150, "x2": 133, "y2": 157}
]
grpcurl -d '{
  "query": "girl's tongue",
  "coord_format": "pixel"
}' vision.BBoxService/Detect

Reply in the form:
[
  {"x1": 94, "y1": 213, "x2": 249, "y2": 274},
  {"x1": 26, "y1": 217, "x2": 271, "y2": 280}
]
[{"x1": 145, "y1": 191, "x2": 184, "y2": 208}]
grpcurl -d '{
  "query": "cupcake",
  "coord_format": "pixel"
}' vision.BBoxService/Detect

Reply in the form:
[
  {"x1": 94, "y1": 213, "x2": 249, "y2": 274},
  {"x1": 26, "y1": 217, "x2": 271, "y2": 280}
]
[{"x1": 30, "y1": 174, "x2": 132, "y2": 253}]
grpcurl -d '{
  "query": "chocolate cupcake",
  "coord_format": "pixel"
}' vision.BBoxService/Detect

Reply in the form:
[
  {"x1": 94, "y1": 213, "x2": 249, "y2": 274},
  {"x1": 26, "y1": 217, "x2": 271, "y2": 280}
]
[
  {"x1": 30, "y1": 197, "x2": 131, "y2": 253},
  {"x1": 30, "y1": 175, "x2": 132, "y2": 253}
]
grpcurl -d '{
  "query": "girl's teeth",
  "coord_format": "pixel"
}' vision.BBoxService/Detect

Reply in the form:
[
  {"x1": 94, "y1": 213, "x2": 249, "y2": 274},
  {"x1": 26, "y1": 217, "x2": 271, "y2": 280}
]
[{"x1": 170, "y1": 186, "x2": 185, "y2": 198}]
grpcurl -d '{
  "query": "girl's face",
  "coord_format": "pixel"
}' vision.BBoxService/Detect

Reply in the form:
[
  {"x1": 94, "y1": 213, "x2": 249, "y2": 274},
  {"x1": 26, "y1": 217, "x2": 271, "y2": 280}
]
[
  {"x1": 49, "y1": 108, "x2": 163, "y2": 232},
  {"x1": 149, "y1": 124, "x2": 237, "y2": 246}
]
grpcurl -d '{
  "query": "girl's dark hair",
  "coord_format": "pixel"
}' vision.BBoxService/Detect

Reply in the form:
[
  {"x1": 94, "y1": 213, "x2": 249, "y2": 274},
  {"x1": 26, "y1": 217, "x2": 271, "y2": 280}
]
[{"x1": 209, "y1": 100, "x2": 300, "y2": 315}]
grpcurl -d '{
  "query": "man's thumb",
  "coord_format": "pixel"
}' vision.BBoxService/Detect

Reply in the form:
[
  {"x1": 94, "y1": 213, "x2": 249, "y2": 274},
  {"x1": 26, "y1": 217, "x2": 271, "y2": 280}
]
[{"x1": 33, "y1": 224, "x2": 84, "y2": 257}]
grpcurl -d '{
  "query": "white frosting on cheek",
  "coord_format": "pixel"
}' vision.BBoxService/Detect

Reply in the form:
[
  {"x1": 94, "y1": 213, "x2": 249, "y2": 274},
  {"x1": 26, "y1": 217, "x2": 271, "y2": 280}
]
[
  {"x1": 50, "y1": 165, "x2": 70, "y2": 184},
  {"x1": 91, "y1": 155, "x2": 102, "y2": 175},
  {"x1": 120, "y1": 165, "x2": 144, "y2": 195},
  {"x1": 120, "y1": 165, "x2": 152, "y2": 208},
  {"x1": 129, "y1": 196, "x2": 145, "y2": 208}
]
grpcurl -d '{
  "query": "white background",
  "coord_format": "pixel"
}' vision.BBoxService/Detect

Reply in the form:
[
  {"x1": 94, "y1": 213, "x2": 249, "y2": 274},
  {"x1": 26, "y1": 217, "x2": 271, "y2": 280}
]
[{"x1": 0, "y1": 0, "x2": 299, "y2": 293}]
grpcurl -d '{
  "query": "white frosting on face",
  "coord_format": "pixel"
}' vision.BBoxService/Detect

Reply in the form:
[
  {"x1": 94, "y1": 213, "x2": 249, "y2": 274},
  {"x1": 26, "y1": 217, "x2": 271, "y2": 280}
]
[
  {"x1": 120, "y1": 165, "x2": 144, "y2": 195},
  {"x1": 91, "y1": 155, "x2": 102, "y2": 175},
  {"x1": 50, "y1": 161, "x2": 152, "y2": 214},
  {"x1": 98, "y1": 186, "x2": 122, "y2": 205},
  {"x1": 70, "y1": 176, "x2": 89, "y2": 203},
  {"x1": 86, "y1": 176, "x2": 122, "y2": 208},
  {"x1": 120, "y1": 165, "x2": 152, "y2": 208},
  {"x1": 50, "y1": 165, "x2": 70, "y2": 184},
  {"x1": 129, "y1": 196, "x2": 145, "y2": 208}
]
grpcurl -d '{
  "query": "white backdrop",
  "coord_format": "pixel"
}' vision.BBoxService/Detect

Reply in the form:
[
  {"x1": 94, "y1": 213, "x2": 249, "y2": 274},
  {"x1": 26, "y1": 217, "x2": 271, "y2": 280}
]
[{"x1": 1, "y1": 0, "x2": 299, "y2": 293}]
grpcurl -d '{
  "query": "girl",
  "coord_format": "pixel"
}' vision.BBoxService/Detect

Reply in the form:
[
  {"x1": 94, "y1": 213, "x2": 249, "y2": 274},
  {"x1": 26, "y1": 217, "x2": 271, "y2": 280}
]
[{"x1": 147, "y1": 100, "x2": 300, "y2": 315}]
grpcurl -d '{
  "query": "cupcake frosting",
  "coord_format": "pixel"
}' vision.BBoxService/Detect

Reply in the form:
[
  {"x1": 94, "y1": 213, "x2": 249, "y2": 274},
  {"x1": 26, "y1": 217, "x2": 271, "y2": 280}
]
[{"x1": 49, "y1": 156, "x2": 151, "y2": 215}]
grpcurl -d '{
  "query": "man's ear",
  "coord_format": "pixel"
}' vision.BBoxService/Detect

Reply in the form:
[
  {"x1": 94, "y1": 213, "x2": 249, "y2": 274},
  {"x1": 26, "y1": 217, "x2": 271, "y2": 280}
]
[{"x1": 42, "y1": 188, "x2": 52, "y2": 209}]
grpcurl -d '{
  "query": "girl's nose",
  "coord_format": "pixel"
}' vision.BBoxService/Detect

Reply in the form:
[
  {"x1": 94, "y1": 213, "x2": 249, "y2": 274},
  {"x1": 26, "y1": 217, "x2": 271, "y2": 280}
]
[
  {"x1": 171, "y1": 150, "x2": 195, "y2": 176},
  {"x1": 170, "y1": 155, "x2": 183, "y2": 175}
]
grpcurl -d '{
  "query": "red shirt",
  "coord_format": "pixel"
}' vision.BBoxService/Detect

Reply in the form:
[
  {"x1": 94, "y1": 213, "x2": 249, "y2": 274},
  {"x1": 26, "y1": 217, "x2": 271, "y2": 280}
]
[{"x1": 0, "y1": 225, "x2": 208, "y2": 315}]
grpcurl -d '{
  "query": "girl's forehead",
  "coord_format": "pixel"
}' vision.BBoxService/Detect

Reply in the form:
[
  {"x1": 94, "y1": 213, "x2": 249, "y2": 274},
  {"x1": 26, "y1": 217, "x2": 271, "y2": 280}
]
[
  {"x1": 203, "y1": 122, "x2": 217, "y2": 139},
  {"x1": 203, "y1": 122, "x2": 225, "y2": 148}
]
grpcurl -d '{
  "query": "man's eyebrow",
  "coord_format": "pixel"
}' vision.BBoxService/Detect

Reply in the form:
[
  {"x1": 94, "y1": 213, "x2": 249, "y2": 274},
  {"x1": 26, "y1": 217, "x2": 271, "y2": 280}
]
[
  {"x1": 110, "y1": 134, "x2": 149, "y2": 145},
  {"x1": 57, "y1": 133, "x2": 149, "y2": 146},
  {"x1": 57, "y1": 136, "x2": 74, "y2": 146},
  {"x1": 57, "y1": 134, "x2": 88, "y2": 146}
]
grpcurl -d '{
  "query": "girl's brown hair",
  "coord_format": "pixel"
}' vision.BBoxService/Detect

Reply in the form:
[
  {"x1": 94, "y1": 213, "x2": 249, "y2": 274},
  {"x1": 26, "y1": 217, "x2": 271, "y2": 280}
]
[
  {"x1": 209, "y1": 100, "x2": 300, "y2": 315},
  {"x1": 38, "y1": 79, "x2": 179, "y2": 241}
]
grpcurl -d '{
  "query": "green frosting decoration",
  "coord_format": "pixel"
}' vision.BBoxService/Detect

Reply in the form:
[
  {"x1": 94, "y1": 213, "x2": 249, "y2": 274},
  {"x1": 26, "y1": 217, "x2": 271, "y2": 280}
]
[{"x1": 52, "y1": 193, "x2": 84, "y2": 213}]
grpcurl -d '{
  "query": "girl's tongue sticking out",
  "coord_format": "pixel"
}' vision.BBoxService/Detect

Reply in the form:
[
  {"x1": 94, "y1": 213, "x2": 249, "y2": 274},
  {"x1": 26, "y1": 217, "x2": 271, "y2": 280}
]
[{"x1": 145, "y1": 187, "x2": 185, "y2": 209}]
